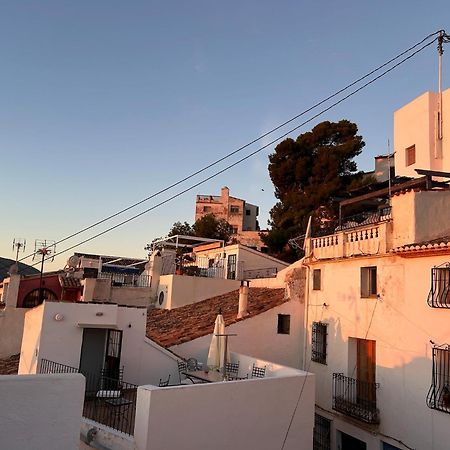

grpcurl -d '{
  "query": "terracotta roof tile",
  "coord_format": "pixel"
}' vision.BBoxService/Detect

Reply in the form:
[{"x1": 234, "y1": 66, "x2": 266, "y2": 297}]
[
  {"x1": 146, "y1": 287, "x2": 286, "y2": 348},
  {"x1": 392, "y1": 236, "x2": 450, "y2": 254},
  {"x1": 0, "y1": 354, "x2": 19, "y2": 375}
]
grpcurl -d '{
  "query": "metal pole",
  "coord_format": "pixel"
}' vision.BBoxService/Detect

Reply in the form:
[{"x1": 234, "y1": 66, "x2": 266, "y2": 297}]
[
  {"x1": 438, "y1": 31, "x2": 444, "y2": 142},
  {"x1": 38, "y1": 250, "x2": 45, "y2": 305}
]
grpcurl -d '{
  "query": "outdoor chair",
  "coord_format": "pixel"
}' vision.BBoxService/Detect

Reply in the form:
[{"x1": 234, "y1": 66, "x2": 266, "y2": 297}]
[
  {"x1": 251, "y1": 364, "x2": 266, "y2": 379},
  {"x1": 158, "y1": 374, "x2": 171, "y2": 387},
  {"x1": 186, "y1": 357, "x2": 199, "y2": 371},
  {"x1": 225, "y1": 362, "x2": 240, "y2": 380}
]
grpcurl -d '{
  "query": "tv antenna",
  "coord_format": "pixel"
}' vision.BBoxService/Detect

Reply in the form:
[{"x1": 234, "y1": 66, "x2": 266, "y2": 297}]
[
  {"x1": 33, "y1": 239, "x2": 56, "y2": 305},
  {"x1": 12, "y1": 238, "x2": 26, "y2": 262}
]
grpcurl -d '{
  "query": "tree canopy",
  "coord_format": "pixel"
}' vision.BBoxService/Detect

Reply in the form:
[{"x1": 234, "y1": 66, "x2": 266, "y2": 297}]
[
  {"x1": 167, "y1": 215, "x2": 234, "y2": 242},
  {"x1": 264, "y1": 120, "x2": 365, "y2": 255}
]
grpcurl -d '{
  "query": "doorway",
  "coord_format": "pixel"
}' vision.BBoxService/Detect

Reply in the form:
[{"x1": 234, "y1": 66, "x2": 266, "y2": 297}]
[
  {"x1": 79, "y1": 328, "x2": 123, "y2": 392},
  {"x1": 338, "y1": 431, "x2": 366, "y2": 450}
]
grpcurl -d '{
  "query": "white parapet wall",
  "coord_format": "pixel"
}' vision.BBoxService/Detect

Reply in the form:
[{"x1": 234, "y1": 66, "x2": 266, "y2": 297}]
[
  {"x1": 0, "y1": 373, "x2": 84, "y2": 450},
  {"x1": 134, "y1": 357, "x2": 315, "y2": 450}
]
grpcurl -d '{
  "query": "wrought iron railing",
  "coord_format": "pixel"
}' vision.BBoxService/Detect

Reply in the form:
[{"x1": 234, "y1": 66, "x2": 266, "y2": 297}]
[
  {"x1": 332, "y1": 373, "x2": 380, "y2": 424},
  {"x1": 427, "y1": 265, "x2": 450, "y2": 308},
  {"x1": 242, "y1": 267, "x2": 278, "y2": 279},
  {"x1": 313, "y1": 413, "x2": 331, "y2": 450},
  {"x1": 39, "y1": 359, "x2": 138, "y2": 435},
  {"x1": 312, "y1": 207, "x2": 392, "y2": 237},
  {"x1": 311, "y1": 322, "x2": 327, "y2": 364},
  {"x1": 427, "y1": 346, "x2": 450, "y2": 414},
  {"x1": 98, "y1": 272, "x2": 151, "y2": 287}
]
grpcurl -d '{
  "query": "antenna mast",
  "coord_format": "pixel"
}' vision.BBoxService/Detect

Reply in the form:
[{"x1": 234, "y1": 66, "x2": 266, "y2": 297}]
[
  {"x1": 33, "y1": 239, "x2": 56, "y2": 305},
  {"x1": 437, "y1": 31, "x2": 450, "y2": 142},
  {"x1": 12, "y1": 238, "x2": 26, "y2": 263}
]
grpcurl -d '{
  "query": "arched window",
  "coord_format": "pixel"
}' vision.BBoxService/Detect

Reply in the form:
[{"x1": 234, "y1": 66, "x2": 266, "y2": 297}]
[{"x1": 22, "y1": 288, "x2": 57, "y2": 308}]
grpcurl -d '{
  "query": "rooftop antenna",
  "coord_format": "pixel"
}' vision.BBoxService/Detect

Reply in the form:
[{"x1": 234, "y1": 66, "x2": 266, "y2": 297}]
[
  {"x1": 33, "y1": 239, "x2": 56, "y2": 305},
  {"x1": 12, "y1": 238, "x2": 26, "y2": 262}
]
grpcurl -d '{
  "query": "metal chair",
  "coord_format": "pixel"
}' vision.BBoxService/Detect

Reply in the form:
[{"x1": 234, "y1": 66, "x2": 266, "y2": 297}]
[
  {"x1": 225, "y1": 362, "x2": 240, "y2": 380},
  {"x1": 186, "y1": 357, "x2": 199, "y2": 371},
  {"x1": 158, "y1": 374, "x2": 171, "y2": 387},
  {"x1": 177, "y1": 360, "x2": 189, "y2": 384},
  {"x1": 251, "y1": 364, "x2": 266, "y2": 379}
]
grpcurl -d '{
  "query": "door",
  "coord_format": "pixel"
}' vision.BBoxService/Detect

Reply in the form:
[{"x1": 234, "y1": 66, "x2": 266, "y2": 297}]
[
  {"x1": 356, "y1": 339, "x2": 376, "y2": 403},
  {"x1": 339, "y1": 431, "x2": 366, "y2": 450},
  {"x1": 104, "y1": 329, "x2": 123, "y2": 381},
  {"x1": 227, "y1": 254, "x2": 237, "y2": 279},
  {"x1": 79, "y1": 328, "x2": 107, "y2": 393}
]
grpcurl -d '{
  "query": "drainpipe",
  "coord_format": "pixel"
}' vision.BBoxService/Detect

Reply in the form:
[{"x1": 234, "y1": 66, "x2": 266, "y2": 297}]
[
  {"x1": 301, "y1": 259, "x2": 311, "y2": 371},
  {"x1": 237, "y1": 280, "x2": 249, "y2": 319}
]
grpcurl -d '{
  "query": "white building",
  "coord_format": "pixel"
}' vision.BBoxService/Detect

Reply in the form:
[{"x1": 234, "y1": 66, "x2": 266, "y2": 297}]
[
  {"x1": 394, "y1": 88, "x2": 450, "y2": 178},
  {"x1": 302, "y1": 179, "x2": 450, "y2": 450}
]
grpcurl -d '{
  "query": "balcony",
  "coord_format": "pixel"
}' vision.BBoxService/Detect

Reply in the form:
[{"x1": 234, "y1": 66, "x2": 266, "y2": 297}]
[
  {"x1": 309, "y1": 208, "x2": 392, "y2": 260},
  {"x1": 332, "y1": 373, "x2": 380, "y2": 424},
  {"x1": 98, "y1": 272, "x2": 151, "y2": 287}
]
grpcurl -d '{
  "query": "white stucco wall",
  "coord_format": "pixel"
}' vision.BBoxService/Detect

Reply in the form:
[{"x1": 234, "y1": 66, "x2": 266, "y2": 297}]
[
  {"x1": 0, "y1": 373, "x2": 84, "y2": 450},
  {"x1": 172, "y1": 300, "x2": 303, "y2": 369},
  {"x1": 0, "y1": 307, "x2": 26, "y2": 357},
  {"x1": 305, "y1": 252, "x2": 450, "y2": 450},
  {"x1": 134, "y1": 369, "x2": 314, "y2": 450},
  {"x1": 158, "y1": 274, "x2": 240, "y2": 309}
]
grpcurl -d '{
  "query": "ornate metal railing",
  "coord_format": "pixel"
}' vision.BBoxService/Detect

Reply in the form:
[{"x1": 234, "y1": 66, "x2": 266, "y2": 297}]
[
  {"x1": 243, "y1": 267, "x2": 278, "y2": 279},
  {"x1": 427, "y1": 346, "x2": 450, "y2": 414},
  {"x1": 427, "y1": 265, "x2": 450, "y2": 308},
  {"x1": 312, "y1": 207, "x2": 392, "y2": 237},
  {"x1": 98, "y1": 272, "x2": 151, "y2": 287},
  {"x1": 39, "y1": 359, "x2": 138, "y2": 435},
  {"x1": 332, "y1": 373, "x2": 380, "y2": 424}
]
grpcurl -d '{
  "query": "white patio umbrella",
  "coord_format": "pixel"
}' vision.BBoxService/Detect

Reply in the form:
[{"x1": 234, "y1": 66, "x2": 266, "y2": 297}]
[{"x1": 207, "y1": 312, "x2": 230, "y2": 371}]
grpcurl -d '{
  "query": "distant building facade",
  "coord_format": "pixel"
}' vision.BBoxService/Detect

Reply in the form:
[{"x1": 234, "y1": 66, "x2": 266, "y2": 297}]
[{"x1": 195, "y1": 186, "x2": 259, "y2": 234}]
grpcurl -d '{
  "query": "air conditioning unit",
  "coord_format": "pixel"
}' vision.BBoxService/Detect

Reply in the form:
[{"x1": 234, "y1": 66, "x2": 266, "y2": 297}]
[{"x1": 156, "y1": 285, "x2": 168, "y2": 308}]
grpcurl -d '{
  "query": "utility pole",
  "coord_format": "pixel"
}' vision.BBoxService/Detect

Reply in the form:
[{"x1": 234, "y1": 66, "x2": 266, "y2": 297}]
[
  {"x1": 33, "y1": 240, "x2": 56, "y2": 305},
  {"x1": 437, "y1": 31, "x2": 450, "y2": 142}
]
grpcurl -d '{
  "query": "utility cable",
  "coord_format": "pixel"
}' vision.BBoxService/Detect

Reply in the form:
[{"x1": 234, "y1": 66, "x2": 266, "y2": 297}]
[
  {"x1": 28, "y1": 33, "x2": 441, "y2": 269},
  {"x1": 3, "y1": 30, "x2": 443, "y2": 273}
]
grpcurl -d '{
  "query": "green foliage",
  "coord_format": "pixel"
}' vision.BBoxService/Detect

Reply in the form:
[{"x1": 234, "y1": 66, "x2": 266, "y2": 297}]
[
  {"x1": 264, "y1": 120, "x2": 365, "y2": 254},
  {"x1": 168, "y1": 221, "x2": 194, "y2": 236},
  {"x1": 193, "y1": 214, "x2": 234, "y2": 242}
]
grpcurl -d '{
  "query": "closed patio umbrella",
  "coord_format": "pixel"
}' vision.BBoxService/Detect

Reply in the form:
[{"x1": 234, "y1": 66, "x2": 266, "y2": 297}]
[{"x1": 207, "y1": 312, "x2": 230, "y2": 371}]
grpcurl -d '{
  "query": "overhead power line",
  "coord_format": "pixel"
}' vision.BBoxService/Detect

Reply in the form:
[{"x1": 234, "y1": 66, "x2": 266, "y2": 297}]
[
  {"x1": 0, "y1": 30, "x2": 443, "y2": 274},
  {"x1": 26, "y1": 32, "x2": 442, "y2": 269}
]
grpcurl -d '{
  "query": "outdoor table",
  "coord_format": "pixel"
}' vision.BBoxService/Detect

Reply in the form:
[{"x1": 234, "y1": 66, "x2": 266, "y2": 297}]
[{"x1": 182, "y1": 370, "x2": 225, "y2": 383}]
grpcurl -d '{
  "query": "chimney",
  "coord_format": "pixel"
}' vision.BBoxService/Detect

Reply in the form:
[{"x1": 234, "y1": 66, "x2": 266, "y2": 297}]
[{"x1": 237, "y1": 280, "x2": 250, "y2": 319}]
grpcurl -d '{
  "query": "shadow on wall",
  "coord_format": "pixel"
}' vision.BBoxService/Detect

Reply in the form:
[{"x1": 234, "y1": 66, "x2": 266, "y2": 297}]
[{"x1": 306, "y1": 312, "x2": 445, "y2": 450}]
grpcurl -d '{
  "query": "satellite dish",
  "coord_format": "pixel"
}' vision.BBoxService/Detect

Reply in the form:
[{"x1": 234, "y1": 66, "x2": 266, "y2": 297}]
[{"x1": 67, "y1": 255, "x2": 80, "y2": 269}]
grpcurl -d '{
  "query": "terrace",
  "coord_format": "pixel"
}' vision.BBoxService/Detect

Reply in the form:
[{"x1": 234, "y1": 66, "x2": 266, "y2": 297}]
[{"x1": 39, "y1": 352, "x2": 314, "y2": 450}]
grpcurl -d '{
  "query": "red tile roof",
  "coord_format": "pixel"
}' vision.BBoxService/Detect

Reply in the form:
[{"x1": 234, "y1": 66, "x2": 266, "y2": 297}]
[
  {"x1": 146, "y1": 287, "x2": 286, "y2": 348},
  {"x1": 392, "y1": 236, "x2": 450, "y2": 255},
  {"x1": 0, "y1": 354, "x2": 19, "y2": 375}
]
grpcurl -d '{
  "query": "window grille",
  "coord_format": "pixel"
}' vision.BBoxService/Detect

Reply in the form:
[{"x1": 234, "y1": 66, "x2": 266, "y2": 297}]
[
  {"x1": 312, "y1": 322, "x2": 327, "y2": 364},
  {"x1": 427, "y1": 264, "x2": 450, "y2": 308},
  {"x1": 427, "y1": 345, "x2": 450, "y2": 413},
  {"x1": 313, "y1": 414, "x2": 331, "y2": 450}
]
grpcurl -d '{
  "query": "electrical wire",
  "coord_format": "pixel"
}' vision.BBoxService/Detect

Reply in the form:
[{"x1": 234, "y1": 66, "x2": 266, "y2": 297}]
[
  {"x1": 26, "y1": 33, "x2": 441, "y2": 269},
  {"x1": 2, "y1": 30, "x2": 443, "y2": 273}
]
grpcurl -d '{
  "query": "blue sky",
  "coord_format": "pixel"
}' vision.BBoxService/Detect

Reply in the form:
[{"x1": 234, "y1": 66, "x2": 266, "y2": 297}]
[{"x1": 1, "y1": 1, "x2": 449, "y2": 269}]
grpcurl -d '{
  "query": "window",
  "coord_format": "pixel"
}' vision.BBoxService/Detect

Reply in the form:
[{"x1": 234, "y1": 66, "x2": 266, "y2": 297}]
[
  {"x1": 427, "y1": 346, "x2": 450, "y2": 413},
  {"x1": 312, "y1": 322, "x2": 327, "y2": 364},
  {"x1": 405, "y1": 145, "x2": 416, "y2": 166},
  {"x1": 313, "y1": 414, "x2": 331, "y2": 450},
  {"x1": 427, "y1": 265, "x2": 450, "y2": 308},
  {"x1": 360, "y1": 267, "x2": 377, "y2": 298},
  {"x1": 382, "y1": 442, "x2": 401, "y2": 450},
  {"x1": 245, "y1": 209, "x2": 251, "y2": 216},
  {"x1": 230, "y1": 205, "x2": 239, "y2": 213},
  {"x1": 231, "y1": 226, "x2": 238, "y2": 234},
  {"x1": 203, "y1": 205, "x2": 211, "y2": 212},
  {"x1": 277, "y1": 314, "x2": 290, "y2": 334},
  {"x1": 22, "y1": 288, "x2": 57, "y2": 308},
  {"x1": 313, "y1": 269, "x2": 321, "y2": 290}
]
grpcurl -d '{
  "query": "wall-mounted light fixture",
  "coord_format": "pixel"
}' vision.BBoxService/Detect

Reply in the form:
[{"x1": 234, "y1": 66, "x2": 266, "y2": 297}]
[
  {"x1": 54, "y1": 313, "x2": 64, "y2": 321},
  {"x1": 95, "y1": 312, "x2": 104, "y2": 317}
]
